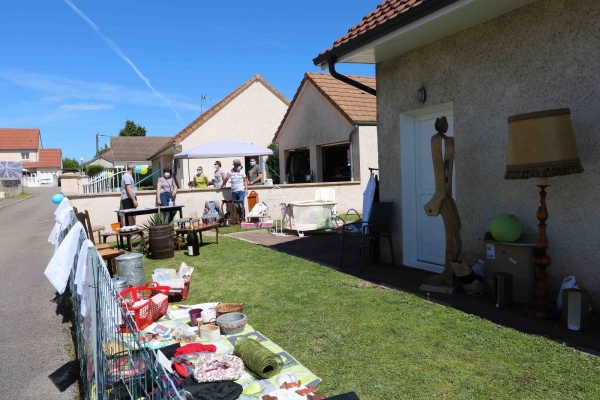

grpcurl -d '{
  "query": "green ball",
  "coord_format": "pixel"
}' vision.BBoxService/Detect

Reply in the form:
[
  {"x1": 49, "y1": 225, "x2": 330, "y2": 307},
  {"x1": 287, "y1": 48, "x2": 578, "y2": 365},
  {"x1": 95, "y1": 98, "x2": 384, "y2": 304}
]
[{"x1": 490, "y1": 213, "x2": 522, "y2": 243}]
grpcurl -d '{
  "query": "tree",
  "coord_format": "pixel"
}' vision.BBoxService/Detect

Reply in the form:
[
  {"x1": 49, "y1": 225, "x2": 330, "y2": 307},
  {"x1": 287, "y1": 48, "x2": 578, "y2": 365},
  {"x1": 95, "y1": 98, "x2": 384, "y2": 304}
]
[
  {"x1": 119, "y1": 120, "x2": 146, "y2": 136},
  {"x1": 62, "y1": 157, "x2": 80, "y2": 170},
  {"x1": 266, "y1": 143, "x2": 280, "y2": 184},
  {"x1": 85, "y1": 165, "x2": 106, "y2": 177}
]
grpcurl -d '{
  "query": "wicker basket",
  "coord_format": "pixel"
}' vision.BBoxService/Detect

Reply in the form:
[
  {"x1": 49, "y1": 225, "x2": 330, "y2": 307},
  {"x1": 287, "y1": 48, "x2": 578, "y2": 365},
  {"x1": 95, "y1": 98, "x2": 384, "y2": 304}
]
[
  {"x1": 215, "y1": 302, "x2": 244, "y2": 316},
  {"x1": 216, "y1": 312, "x2": 247, "y2": 335}
]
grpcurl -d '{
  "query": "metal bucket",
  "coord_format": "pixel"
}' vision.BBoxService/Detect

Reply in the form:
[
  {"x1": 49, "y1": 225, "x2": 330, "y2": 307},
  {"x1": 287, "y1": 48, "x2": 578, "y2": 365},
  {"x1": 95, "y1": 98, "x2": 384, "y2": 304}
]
[
  {"x1": 111, "y1": 277, "x2": 129, "y2": 291},
  {"x1": 116, "y1": 253, "x2": 145, "y2": 287}
]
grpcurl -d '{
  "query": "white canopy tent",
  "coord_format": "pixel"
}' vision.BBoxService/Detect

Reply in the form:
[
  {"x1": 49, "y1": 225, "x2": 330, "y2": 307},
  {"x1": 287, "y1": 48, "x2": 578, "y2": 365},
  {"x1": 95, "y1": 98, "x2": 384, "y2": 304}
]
[
  {"x1": 173, "y1": 140, "x2": 273, "y2": 159},
  {"x1": 173, "y1": 140, "x2": 273, "y2": 185}
]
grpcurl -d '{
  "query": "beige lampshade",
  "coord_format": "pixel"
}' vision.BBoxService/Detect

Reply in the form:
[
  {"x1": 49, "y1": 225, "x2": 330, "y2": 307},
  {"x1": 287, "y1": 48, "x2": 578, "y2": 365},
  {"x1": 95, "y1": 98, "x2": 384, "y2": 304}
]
[{"x1": 505, "y1": 108, "x2": 584, "y2": 179}]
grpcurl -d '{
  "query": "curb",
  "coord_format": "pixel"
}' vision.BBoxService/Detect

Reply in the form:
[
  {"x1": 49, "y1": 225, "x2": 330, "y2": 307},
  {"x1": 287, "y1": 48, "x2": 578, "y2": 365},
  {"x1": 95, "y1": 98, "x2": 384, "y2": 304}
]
[{"x1": 0, "y1": 193, "x2": 38, "y2": 210}]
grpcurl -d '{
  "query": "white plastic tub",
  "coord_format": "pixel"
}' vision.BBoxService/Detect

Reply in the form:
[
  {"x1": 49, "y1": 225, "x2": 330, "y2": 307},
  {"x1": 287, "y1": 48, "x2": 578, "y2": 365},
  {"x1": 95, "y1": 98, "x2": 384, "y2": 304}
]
[{"x1": 284, "y1": 200, "x2": 337, "y2": 236}]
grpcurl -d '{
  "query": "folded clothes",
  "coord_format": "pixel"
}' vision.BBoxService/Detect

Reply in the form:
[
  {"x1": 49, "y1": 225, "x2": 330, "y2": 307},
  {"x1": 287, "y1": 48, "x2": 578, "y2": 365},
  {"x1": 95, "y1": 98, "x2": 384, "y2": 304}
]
[{"x1": 174, "y1": 343, "x2": 217, "y2": 357}]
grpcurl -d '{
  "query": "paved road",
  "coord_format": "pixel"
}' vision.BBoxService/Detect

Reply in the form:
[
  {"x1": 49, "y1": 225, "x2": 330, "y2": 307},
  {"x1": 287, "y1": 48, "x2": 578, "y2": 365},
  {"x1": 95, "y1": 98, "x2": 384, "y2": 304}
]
[{"x1": 0, "y1": 187, "x2": 76, "y2": 399}]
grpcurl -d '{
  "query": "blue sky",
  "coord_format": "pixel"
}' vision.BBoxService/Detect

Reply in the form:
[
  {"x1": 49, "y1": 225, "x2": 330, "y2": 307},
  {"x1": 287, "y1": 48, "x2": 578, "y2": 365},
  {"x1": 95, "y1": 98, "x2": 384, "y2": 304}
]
[{"x1": 0, "y1": 0, "x2": 377, "y2": 160}]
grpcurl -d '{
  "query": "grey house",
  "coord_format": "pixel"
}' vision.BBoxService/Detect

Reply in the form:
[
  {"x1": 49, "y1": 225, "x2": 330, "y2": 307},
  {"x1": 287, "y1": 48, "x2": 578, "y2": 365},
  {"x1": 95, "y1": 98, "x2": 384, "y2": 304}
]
[{"x1": 314, "y1": 0, "x2": 599, "y2": 306}]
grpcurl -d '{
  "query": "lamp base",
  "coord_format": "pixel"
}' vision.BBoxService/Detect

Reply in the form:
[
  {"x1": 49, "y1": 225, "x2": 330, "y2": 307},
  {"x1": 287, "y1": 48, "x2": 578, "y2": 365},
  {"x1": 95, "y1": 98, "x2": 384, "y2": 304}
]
[{"x1": 523, "y1": 302, "x2": 560, "y2": 319}]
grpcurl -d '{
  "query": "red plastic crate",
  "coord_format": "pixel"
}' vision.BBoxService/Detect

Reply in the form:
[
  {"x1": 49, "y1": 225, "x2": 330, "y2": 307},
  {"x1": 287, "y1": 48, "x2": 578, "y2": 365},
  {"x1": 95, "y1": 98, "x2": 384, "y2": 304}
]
[{"x1": 117, "y1": 282, "x2": 171, "y2": 332}]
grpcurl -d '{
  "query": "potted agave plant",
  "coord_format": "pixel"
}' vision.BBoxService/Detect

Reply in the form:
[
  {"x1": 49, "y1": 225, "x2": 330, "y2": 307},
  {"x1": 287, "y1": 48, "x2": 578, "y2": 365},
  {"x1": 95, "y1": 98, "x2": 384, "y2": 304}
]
[{"x1": 143, "y1": 208, "x2": 175, "y2": 259}]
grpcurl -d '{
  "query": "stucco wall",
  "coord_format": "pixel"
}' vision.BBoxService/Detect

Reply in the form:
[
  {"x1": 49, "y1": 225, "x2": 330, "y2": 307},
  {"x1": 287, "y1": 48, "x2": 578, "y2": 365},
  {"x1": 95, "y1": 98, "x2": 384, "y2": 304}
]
[
  {"x1": 376, "y1": 0, "x2": 600, "y2": 304},
  {"x1": 68, "y1": 181, "x2": 362, "y2": 230},
  {"x1": 0, "y1": 150, "x2": 38, "y2": 162},
  {"x1": 355, "y1": 125, "x2": 379, "y2": 184},
  {"x1": 177, "y1": 81, "x2": 288, "y2": 185}
]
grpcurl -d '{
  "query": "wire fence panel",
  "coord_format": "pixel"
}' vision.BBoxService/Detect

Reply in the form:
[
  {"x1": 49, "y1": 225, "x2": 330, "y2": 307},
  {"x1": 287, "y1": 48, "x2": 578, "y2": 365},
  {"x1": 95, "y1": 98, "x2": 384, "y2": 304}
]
[{"x1": 59, "y1": 211, "x2": 183, "y2": 399}]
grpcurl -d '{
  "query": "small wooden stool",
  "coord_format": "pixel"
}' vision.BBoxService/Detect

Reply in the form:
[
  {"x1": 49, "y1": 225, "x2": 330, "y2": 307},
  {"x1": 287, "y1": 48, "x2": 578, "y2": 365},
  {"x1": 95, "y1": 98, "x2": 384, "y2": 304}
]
[{"x1": 221, "y1": 200, "x2": 245, "y2": 225}]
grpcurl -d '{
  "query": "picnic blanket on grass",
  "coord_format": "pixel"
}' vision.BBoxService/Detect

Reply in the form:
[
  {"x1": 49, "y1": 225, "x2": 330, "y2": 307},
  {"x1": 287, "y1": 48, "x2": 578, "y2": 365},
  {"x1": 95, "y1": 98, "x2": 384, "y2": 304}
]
[{"x1": 135, "y1": 305, "x2": 321, "y2": 399}]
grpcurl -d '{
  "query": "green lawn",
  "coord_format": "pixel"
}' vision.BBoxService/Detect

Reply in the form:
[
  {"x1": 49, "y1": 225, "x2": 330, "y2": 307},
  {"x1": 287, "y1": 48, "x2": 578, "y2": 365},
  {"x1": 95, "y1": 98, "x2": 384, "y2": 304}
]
[{"x1": 135, "y1": 235, "x2": 600, "y2": 399}]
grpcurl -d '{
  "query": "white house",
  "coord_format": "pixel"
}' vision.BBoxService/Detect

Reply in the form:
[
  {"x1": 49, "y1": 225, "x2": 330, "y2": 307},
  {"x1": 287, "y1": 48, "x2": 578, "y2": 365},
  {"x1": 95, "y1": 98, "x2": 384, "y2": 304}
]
[
  {"x1": 148, "y1": 74, "x2": 290, "y2": 188},
  {"x1": 273, "y1": 73, "x2": 378, "y2": 202},
  {"x1": 0, "y1": 128, "x2": 62, "y2": 186}
]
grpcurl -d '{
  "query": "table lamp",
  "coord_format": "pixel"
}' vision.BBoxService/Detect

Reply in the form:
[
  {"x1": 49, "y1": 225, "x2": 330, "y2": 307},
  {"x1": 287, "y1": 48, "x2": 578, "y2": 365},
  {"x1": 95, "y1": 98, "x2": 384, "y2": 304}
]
[{"x1": 505, "y1": 108, "x2": 583, "y2": 318}]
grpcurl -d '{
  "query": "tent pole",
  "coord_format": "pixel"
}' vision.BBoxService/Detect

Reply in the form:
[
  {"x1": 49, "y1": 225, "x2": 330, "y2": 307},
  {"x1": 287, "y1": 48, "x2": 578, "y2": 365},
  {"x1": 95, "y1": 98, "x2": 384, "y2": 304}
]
[
  {"x1": 260, "y1": 158, "x2": 265, "y2": 184},
  {"x1": 187, "y1": 159, "x2": 190, "y2": 188}
]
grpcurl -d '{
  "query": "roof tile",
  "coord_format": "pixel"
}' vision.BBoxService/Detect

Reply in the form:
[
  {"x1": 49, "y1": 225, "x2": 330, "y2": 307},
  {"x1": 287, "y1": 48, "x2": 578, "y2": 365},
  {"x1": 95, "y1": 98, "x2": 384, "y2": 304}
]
[
  {"x1": 0, "y1": 128, "x2": 40, "y2": 150},
  {"x1": 23, "y1": 149, "x2": 62, "y2": 168},
  {"x1": 316, "y1": 0, "x2": 428, "y2": 62}
]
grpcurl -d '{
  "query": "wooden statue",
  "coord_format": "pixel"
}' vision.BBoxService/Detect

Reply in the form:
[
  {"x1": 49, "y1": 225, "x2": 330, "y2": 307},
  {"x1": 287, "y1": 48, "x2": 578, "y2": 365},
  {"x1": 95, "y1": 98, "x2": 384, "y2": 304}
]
[{"x1": 423, "y1": 117, "x2": 460, "y2": 285}]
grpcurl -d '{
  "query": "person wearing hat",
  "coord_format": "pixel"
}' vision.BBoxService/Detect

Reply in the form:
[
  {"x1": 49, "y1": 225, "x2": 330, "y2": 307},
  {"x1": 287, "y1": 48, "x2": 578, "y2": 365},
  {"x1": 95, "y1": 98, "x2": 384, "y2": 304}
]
[{"x1": 221, "y1": 159, "x2": 248, "y2": 222}]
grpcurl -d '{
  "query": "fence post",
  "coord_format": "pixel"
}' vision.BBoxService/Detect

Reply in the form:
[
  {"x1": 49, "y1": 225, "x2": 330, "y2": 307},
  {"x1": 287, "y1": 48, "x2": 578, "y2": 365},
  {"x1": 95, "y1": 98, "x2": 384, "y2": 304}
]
[{"x1": 87, "y1": 245, "x2": 101, "y2": 400}]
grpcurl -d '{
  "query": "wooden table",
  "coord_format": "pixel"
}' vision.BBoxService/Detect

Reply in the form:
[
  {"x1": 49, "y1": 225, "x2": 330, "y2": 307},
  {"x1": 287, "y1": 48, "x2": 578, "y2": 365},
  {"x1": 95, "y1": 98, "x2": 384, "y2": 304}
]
[
  {"x1": 102, "y1": 228, "x2": 149, "y2": 253},
  {"x1": 175, "y1": 222, "x2": 219, "y2": 250},
  {"x1": 115, "y1": 205, "x2": 184, "y2": 225}
]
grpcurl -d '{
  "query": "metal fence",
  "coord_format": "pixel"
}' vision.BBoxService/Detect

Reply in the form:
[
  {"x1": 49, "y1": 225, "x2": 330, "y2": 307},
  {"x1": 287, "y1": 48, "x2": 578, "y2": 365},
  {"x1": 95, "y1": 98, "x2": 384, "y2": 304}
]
[{"x1": 60, "y1": 212, "x2": 183, "y2": 399}]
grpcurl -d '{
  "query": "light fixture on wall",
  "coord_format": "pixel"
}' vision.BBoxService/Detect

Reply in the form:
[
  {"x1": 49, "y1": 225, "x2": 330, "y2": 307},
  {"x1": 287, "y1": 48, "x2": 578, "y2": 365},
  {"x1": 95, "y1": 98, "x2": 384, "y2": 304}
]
[
  {"x1": 416, "y1": 87, "x2": 426, "y2": 103},
  {"x1": 505, "y1": 108, "x2": 584, "y2": 319}
]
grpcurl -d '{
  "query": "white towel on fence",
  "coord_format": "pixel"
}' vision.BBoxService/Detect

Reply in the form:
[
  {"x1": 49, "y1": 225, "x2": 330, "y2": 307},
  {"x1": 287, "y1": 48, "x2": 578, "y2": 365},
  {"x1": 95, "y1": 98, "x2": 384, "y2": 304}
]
[
  {"x1": 48, "y1": 197, "x2": 73, "y2": 252},
  {"x1": 75, "y1": 239, "x2": 93, "y2": 292},
  {"x1": 44, "y1": 221, "x2": 84, "y2": 294},
  {"x1": 75, "y1": 240, "x2": 93, "y2": 316},
  {"x1": 54, "y1": 196, "x2": 70, "y2": 218}
]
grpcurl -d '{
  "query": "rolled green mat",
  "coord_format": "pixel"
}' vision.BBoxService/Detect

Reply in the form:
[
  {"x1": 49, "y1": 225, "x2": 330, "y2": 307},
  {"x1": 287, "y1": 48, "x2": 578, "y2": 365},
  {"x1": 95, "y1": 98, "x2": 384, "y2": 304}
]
[{"x1": 234, "y1": 338, "x2": 284, "y2": 379}]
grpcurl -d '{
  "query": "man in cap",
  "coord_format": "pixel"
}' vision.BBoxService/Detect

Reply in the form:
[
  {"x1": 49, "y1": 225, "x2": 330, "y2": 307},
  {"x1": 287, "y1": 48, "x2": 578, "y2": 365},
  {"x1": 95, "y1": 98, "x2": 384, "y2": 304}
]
[{"x1": 221, "y1": 159, "x2": 248, "y2": 223}]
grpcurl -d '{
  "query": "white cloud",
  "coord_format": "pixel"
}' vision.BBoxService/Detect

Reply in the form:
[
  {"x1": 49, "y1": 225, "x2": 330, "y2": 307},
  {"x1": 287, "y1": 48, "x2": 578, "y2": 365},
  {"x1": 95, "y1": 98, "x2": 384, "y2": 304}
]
[
  {"x1": 61, "y1": 103, "x2": 114, "y2": 111},
  {"x1": 63, "y1": 0, "x2": 184, "y2": 124},
  {"x1": 0, "y1": 70, "x2": 200, "y2": 111}
]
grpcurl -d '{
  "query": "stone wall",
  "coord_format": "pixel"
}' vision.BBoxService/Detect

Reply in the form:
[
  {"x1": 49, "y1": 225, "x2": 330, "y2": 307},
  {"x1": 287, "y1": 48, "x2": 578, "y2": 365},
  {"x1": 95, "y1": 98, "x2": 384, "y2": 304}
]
[{"x1": 68, "y1": 182, "x2": 362, "y2": 229}]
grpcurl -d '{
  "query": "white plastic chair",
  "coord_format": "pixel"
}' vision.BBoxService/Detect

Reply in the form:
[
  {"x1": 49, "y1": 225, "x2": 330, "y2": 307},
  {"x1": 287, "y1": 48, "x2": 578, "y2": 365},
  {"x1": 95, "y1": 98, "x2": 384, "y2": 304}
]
[{"x1": 315, "y1": 188, "x2": 337, "y2": 216}]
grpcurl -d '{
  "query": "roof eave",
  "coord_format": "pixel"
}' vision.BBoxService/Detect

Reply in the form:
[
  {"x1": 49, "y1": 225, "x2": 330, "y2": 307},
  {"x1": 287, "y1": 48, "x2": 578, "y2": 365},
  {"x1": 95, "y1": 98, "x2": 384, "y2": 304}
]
[{"x1": 313, "y1": 0, "x2": 456, "y2": 66}]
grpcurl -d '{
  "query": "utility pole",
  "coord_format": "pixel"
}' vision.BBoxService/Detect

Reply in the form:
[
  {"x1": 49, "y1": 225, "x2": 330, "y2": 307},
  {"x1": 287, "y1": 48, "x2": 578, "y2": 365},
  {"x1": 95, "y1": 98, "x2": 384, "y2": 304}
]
[
  {"x1": 96, "y1": 134, "x2": 110, "y2": 154},
  {"x1": 200, "y1": 94, "x2": 211, "y2": 115}
]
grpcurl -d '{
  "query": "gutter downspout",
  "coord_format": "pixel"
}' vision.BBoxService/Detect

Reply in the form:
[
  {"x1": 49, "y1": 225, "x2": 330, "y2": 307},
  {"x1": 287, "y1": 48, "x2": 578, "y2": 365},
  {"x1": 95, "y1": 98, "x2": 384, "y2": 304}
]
[
  {"x1": 349, "y1": 124, "x2": 357, "y2": 181},
  {"x1": 328, "y1": 57, "x2": 376, "y2": 96},
  {"x1": 349, "y1": 121, "x2": 377, "y2": 182}
]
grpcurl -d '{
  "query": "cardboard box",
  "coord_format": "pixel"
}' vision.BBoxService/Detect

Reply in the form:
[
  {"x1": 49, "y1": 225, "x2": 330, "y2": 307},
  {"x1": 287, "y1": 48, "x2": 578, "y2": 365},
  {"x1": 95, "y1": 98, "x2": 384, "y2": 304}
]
[{"x1": 482, "y1": 232, "x2": 536, "y2": 304}]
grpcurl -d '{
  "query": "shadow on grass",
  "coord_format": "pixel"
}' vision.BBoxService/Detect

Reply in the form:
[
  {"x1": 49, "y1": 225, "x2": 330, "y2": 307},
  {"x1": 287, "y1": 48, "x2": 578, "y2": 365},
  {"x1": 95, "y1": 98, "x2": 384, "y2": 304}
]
[
  {"x1": 256, "y1": 231, "x2": 600, "y2": 356},
  {"x1": 51, "y1": 291, "x2": 82, "y2": 397}
]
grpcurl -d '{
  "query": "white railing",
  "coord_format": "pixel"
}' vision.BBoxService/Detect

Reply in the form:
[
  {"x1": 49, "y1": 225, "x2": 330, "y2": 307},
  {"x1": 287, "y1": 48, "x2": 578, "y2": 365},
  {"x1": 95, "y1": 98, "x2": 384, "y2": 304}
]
[{"x1": 81, "y1": 168, "x2": 126, "y2": 194}]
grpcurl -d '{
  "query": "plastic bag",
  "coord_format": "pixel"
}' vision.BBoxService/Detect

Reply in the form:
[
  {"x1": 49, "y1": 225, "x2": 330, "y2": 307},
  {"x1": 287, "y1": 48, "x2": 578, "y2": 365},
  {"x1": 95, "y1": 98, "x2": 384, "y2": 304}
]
[{"x1": 172, "y1": 326, "x2": 197, "y2": 343}]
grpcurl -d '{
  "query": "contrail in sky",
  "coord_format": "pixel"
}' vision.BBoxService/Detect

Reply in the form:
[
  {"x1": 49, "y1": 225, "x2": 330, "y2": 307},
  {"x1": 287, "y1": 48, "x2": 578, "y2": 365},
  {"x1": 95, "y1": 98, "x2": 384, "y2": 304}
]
[{"x1": 63, "y1": 0, "x2": 184, "y2": 124}]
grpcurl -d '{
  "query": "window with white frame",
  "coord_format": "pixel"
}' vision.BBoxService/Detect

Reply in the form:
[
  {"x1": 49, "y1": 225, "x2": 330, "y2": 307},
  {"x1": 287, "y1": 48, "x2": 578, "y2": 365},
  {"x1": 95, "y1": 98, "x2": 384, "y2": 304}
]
[{"x1": 21, "y1": 152, "x2": 30, "y2": 160}]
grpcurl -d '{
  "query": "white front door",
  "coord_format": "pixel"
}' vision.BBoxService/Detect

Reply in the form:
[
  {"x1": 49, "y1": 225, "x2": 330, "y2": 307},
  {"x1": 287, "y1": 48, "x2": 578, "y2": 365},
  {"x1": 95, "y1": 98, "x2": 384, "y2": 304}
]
[{"x1": 400, "y1": 104, "x2": 454, "y2": 272}]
